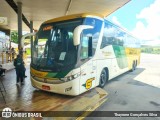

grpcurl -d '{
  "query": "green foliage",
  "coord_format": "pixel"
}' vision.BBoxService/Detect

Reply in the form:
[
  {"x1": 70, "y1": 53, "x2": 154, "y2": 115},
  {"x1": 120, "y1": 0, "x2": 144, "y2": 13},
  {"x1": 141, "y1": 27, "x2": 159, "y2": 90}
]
[
  {"x1": 11, "y1": 31, "x2": 18, "y2": 44},
  {"x1": 141, "y1": 46, "x2": 160, "y2": 54},
  {"x1": 26, "y1": 48, "x2": 31, "y2": 55}
]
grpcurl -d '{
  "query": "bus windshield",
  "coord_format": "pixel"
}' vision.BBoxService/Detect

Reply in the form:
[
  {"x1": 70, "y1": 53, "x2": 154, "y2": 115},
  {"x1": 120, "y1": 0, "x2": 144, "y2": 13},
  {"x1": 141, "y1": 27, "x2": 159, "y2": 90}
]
[{"x1": 32, "y1": 19, "x2": 83, "y2": 72}]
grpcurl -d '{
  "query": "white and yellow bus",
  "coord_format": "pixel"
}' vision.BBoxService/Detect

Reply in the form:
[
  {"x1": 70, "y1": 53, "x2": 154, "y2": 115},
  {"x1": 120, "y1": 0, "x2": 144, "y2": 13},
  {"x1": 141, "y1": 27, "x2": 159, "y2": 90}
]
[{"x1": 29, "y1": 13, "x2": 140, "y2": 95}]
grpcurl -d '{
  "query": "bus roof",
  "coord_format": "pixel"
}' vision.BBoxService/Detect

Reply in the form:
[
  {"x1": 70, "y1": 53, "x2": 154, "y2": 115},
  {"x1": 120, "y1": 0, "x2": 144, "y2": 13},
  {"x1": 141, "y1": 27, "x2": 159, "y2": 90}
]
[{"x1": 44, "y1": 13, "x2": 104, "y2": 24}]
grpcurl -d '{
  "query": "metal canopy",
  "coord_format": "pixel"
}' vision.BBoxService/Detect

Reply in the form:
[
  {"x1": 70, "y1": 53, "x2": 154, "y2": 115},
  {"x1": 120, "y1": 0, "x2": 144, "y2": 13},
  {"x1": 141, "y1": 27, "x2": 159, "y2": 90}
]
[{"x1": 0, "y1": 0, "x2": 130, "y2": 31}]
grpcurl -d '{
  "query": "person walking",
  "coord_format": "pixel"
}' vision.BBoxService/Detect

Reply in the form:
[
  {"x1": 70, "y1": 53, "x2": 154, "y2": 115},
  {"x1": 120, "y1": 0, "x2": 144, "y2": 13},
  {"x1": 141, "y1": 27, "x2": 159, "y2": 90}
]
[{"x1": 14, "y1": 54, "x2": 25, "y2": 85}]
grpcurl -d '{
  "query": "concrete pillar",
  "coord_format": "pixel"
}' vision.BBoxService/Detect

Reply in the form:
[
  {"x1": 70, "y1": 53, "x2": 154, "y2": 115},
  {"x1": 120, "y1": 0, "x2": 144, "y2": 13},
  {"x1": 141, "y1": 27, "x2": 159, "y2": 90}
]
[
  {"x1": 30, "y1": 21, "x2": 33, "y2": 61},
  {"x1": 17, "y1": 2, "x2": 22, "y2": 53}
]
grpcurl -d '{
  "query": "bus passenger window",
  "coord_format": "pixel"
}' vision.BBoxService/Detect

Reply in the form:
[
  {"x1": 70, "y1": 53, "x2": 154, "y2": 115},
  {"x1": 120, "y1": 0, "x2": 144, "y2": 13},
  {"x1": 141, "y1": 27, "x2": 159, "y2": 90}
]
[{"x1": 101, "y1": 36, "x2": 109, "y2": 48}]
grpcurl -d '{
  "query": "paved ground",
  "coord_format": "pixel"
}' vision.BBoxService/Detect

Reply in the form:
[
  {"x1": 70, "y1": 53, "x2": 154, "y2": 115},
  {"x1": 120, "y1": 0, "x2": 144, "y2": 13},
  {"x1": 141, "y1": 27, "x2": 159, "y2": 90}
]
[
  {"x1": 86, "y1": 53, "x2": 160, "y2": 120},
  {"x1": 0, "y1": 57, "x2": 107, "y2": 120}
]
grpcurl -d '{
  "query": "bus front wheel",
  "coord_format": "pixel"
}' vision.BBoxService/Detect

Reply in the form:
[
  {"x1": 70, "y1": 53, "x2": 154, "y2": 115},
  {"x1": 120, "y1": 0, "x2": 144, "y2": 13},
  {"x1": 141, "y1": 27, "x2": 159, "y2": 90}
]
[{"x1": 99, "y1": 69, "x2": 108, "y2": 88}]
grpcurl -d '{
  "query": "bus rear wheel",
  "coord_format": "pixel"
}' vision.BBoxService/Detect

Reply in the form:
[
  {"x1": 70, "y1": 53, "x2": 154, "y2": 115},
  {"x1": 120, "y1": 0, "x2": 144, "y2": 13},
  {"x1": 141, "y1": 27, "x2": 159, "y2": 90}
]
[
  {"x1": 131, "y1": 61, "x2": 136, "y2": 72},
  {"x1": 99, "y1": 69, "x2": 108, "y2": 88}
]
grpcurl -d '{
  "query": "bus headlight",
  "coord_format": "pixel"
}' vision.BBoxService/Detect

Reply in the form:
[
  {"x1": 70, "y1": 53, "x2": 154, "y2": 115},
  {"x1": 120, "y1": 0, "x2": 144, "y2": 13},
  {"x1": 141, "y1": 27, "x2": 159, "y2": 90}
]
[{"x1": 60, "y1": 73, "x2": 79, "y2": 82}]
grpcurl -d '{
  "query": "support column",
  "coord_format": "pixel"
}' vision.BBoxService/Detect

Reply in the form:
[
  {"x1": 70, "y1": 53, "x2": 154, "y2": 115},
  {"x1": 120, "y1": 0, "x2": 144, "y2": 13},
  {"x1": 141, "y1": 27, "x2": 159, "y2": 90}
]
[
  {"x1": 30, "y1": 21, "x2": 33, "y2": 61},
  {"x1": 17, "y1": 2, "x2": 22, "y2": 54}
]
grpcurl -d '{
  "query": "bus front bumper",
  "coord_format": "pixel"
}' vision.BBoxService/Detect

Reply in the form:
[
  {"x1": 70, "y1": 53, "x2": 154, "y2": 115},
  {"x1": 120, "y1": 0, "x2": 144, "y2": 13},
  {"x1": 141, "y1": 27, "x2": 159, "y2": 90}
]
[{"x1": 31, "y1": 76, "x2": 80, "y2": 96}]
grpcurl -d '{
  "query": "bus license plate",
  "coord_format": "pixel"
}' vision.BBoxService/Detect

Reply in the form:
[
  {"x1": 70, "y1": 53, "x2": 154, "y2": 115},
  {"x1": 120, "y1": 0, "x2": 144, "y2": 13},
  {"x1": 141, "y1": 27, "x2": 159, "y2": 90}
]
[{"x1": 42, "y1": 85, "x2": 50, "y2": 90}]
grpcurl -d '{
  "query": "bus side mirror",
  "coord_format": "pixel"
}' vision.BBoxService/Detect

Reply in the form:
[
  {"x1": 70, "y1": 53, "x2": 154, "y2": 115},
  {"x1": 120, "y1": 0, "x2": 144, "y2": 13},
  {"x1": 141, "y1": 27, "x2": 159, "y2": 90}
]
[
  {"x1": 21, "y1": 32, "x2": 37, "y2": 48},
  {"x1": 73, "y1": 25, "x2": 93, "y2": 46}
]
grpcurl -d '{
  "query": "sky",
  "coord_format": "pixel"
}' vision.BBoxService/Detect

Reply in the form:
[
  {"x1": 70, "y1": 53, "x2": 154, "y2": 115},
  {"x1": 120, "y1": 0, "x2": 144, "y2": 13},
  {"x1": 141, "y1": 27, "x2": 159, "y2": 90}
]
[{"x1": 107, "y1": 0, "x2": 160, "y2": 45}]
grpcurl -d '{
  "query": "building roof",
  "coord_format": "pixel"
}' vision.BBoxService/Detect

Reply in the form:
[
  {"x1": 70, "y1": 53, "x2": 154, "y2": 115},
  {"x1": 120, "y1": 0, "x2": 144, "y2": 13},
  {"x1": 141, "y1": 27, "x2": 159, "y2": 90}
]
[{"x1": 0, "y1": 0, "x2": 130, "y2": 31}]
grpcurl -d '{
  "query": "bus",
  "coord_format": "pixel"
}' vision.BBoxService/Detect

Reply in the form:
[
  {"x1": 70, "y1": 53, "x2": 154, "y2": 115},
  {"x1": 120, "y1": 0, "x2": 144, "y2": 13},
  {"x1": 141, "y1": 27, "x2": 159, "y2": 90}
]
[{"x1": 28, "y1": 13, "x2": 140, "y2": 96}]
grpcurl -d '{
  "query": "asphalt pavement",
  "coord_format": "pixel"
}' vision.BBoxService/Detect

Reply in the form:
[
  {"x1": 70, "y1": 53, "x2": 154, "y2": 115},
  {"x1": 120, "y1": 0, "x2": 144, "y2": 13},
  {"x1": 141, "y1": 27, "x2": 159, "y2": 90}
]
[{"x1": 86, "y1": 53, "x2": 160, "y2": 120}]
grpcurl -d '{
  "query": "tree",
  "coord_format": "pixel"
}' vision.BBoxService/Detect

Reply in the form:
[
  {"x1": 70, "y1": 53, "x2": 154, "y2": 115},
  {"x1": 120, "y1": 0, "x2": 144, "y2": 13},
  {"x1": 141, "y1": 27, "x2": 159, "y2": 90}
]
[{"x1": 11, "y1": 31, "x2": 18, "y2": 44}]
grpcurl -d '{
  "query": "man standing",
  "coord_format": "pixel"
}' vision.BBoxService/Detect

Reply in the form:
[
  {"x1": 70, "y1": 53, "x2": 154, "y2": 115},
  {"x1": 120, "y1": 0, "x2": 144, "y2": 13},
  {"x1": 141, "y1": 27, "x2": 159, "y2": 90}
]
[{"x1": 14, "y1": 54, "x2": 25, "y2": 85}]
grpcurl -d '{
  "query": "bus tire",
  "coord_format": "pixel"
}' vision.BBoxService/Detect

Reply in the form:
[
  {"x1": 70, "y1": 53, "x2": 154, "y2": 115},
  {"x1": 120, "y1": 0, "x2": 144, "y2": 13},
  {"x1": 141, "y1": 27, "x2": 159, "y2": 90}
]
[
  {"x1": 131, "y1": 61, "x2": 136, "y2": 72},
  {"x1": 99, "y1": 69, "x2": 108, "y2": 88},
  {"x1": 135, "y1": 60, "x2": 138, "y2": 67}
]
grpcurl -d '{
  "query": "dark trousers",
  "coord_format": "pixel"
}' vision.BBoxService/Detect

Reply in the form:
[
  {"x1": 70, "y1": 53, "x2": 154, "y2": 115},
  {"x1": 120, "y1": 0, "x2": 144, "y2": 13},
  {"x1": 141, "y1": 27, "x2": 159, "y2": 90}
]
[
  {"x1": 23, "y1": 67, "x2": 26, "y2": 77},
  {"x1": 15, "y1": 69, "x2": 24, "y2": 83}
]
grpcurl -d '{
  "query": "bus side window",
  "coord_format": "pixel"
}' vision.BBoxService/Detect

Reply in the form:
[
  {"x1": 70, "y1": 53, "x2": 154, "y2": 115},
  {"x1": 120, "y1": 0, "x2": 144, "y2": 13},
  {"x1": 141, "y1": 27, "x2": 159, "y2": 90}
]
[
  {"x1": 101, "y1": 36, "x2": 109, "y2": 48},
  {"x1": 100, "y1": 21, "x2": 114, "y2": 49},
  {"x1": 80, "y1": 36, "x2": 89, "y2": 59},
  {"x1": 81, "y1": 18, "x2": 102, "y2": 59}
]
